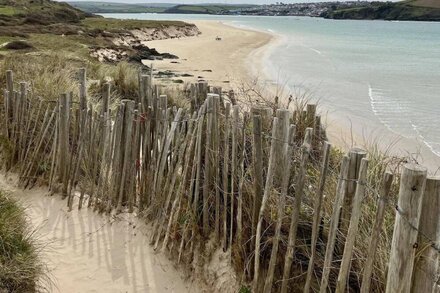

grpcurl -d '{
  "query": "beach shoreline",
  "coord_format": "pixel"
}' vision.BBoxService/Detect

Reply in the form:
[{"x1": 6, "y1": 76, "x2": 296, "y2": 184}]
[
  {"x1": 145, "y1": 20, "x2": 360, "y2": 150},
  {"x1": 145, "y1": 20, "x2": 274, "y2": 90},
  {"x1": 145, "y1": 19, "x2": 440, "y2": 172}
]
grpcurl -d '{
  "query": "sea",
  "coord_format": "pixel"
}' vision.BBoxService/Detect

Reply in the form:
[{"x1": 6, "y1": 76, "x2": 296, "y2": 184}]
[{"x1": 101, "y1": 13, "x2": 440, "y2": 170}]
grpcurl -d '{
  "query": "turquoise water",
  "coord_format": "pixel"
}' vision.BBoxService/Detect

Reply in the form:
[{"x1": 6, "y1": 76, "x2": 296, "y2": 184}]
[{"x1": 102, "y1": 14, "x2": 440, "y2": 162}]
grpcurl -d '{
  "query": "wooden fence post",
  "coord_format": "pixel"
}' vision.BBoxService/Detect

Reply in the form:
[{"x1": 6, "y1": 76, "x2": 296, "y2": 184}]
[
  {"x1": 222, "y1": 102, "x2": 231, "y2": 251},
  {"x1": 304, "y1": 141, "x2": 332, "y2": 293},
  {"x1": 229, "y1": 105, "x2": 240, "y2": 250},
  {"x1": 252, "y1": 114, "x2": 263, "y2": 245},
  {"x1": 203, "y1": 95, "x2": 213, "y2": 236},
  {"x1": 58, "y1": 93, "x2": 70, "y2": 198},
  {"x1": 306, "y1": 104, "x2": 316, "y2": 127},
  {"x1": 116, "y1": 100, "x2": 135, "y2": 211},
  {"x1": 213, "y1": 96, "x2": 220, "y2": 242},
  {"x1": 336, "y1": 158, "x2": 369, "y2": 293},
  {"x1": 274, "y1": 109, "x2": 290, "y2": 186},
  {"x1": 319, "y1": 155, "x2": 350, "y2": 293},
  {"x1": 385, "y1": 163, "x2": 427, "y2": 293},
  {"x1": 264, "y1": 124, "x2": 296, "y2": 293},
  {"x1": 253, "y1": 117, "x2": 280, "y2": 292},
  {"x1": 411, "y1": 176, "x2": 440, "y2": 293},
  {"x1": 280, "y1": 127, "x2": 313, "y2": 293},
  {"x1": 339, "y1": 147, "x2": 367, "y2": 251},
  {"x1": 360, "y1": 171, "x2": 393, "y2": 293}
]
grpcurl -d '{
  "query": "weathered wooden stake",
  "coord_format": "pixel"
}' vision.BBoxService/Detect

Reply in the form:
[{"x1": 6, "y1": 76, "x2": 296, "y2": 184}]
[
  {"x1": 411, "y1": 176, "x2": 440, "y2": 293},
  {"x1": 336, "y1": 158, "x2": 369, "y2": 293},
  {"x1": 280, "y1": 127, "x2": 313, "y2": 293},
  {"x1": 385, "y1": 163, "x2": 427, "y2": 293},
  {"x1": 360, "y1": 172, "x2": 393, "y2": 293},
  {"x1": 304, "y1": 141, "x2": 332, "y2": 293},
  {"x1": 222, "y1": 102, "x2": 231, "y2": 251},
  {"x1": 252, "y1": 114, "x2": 264, "y2": 243},
  {"x1": 319, "y1": 155, "x2": 350, "y2": 293},
  {"x1": 264, "y1": 124, "x2": 295, "y2": 293},
  {"x1": 253, "y1": 117, "x2": 280, "y2": 292}
]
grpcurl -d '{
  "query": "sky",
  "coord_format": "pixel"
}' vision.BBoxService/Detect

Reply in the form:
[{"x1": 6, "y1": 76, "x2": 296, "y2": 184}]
[{"x1": 62, "y1": 0, "x2": 398, "y2": 4}]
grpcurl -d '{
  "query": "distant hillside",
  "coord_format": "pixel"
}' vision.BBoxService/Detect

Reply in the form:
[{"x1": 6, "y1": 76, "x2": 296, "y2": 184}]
[
  {"x1": 411, "y1": 0, "x2": 440, "y2": 9},
  {"x1": 0, "y1": 0, "x2": 93, "y2": 24},
  {"x1": 163, "y1": 4, "x2": 257, "y2": 14},
  {"x1": 322, "y1": 0, "x2": 440, "y2": 21},
  {"x1": 68, "y1": 1, "x2": 175, "y2": 13},
  {"x1": 69, "y1": 2, "x2": 257, "y2": 15}
]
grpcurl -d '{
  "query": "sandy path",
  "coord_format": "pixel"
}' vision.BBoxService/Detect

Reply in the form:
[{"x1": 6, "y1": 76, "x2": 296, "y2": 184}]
[
  {"x1": 0, "y1": 175, "x2": 199, "y2": 293},
  {"x1": 146, "y1": 20, "x2": 273, "y2": 89}
]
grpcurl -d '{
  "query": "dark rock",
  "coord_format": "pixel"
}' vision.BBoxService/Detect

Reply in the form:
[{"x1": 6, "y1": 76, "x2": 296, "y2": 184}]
[{"x1": 129, "y1": 44, "x2": 178, "y2": 63}]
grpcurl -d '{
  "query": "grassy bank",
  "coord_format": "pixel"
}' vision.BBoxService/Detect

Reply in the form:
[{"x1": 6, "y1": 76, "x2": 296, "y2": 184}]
[
  {"x1": 0, "y1": 0, "x2": 198, "y2": 68},
  {"x1": 0, "y1": 191, "x2": 46, "y2": 292}
]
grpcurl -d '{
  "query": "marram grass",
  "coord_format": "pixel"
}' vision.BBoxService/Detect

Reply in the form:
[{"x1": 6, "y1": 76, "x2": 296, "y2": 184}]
[{"x1": 0, "y1": 191, "x2": 47, "y2": 292}]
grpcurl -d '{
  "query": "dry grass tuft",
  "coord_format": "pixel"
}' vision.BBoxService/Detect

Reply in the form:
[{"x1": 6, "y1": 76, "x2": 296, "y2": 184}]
[{"x1": 0, "y1": 191, "x2": 49, "y2": 292}]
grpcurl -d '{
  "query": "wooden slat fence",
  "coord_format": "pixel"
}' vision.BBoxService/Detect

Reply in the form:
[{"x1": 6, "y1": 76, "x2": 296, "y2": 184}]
[{"x1": 1, "y1": 68, "x2": 439, "y2": 292}]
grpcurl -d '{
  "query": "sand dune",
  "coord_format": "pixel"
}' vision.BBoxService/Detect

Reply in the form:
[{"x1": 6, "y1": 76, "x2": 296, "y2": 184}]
[{"x1": 0, "y1": 175, "x2": 199, "y2": 293}]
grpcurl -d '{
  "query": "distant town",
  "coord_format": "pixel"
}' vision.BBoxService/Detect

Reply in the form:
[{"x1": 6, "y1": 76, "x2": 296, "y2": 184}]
[
  {"x1": 220, "y1": 1, "x2": 372, "y2": 17},
  {"x1": 69, "y1": 1, "x2": 440, "y2": 22}
]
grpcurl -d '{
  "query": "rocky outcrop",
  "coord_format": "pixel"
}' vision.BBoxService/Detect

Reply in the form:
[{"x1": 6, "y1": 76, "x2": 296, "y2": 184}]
[
  {"x1": 90, "y1": 44, "x2": 178, "y2": 63},
  {"x1": 90, "y1": 24, "x2": 200, "y2": 64}
]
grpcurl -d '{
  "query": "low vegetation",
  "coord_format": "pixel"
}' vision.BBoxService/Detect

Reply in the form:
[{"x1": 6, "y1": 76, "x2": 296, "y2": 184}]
[{"x1": 0, "y1": 191, "x2": 46, "y2": 292}]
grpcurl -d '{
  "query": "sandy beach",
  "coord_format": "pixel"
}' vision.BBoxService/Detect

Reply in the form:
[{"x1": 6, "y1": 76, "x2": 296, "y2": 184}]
[
  {"x1": 146, "y1": 21, "x2": 273, "y2": 89},
  {"x1": 146, "y1": 20, "x2": 440, "y2": 172},
  {"x1": 0, "y1": 175, "x2": 201, "y2": 293},
  {"x1": 146, "y1": 21, "x2": 363, "y2": 150}
]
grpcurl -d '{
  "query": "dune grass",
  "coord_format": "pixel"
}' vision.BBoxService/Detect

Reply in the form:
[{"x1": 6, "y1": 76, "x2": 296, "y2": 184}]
[
  {"x1": 0, "y1": 51, "x2": 409, "y2": 291},
  {"x1": 0, "y1": 191, "x2": 46, "y2": 292}
]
